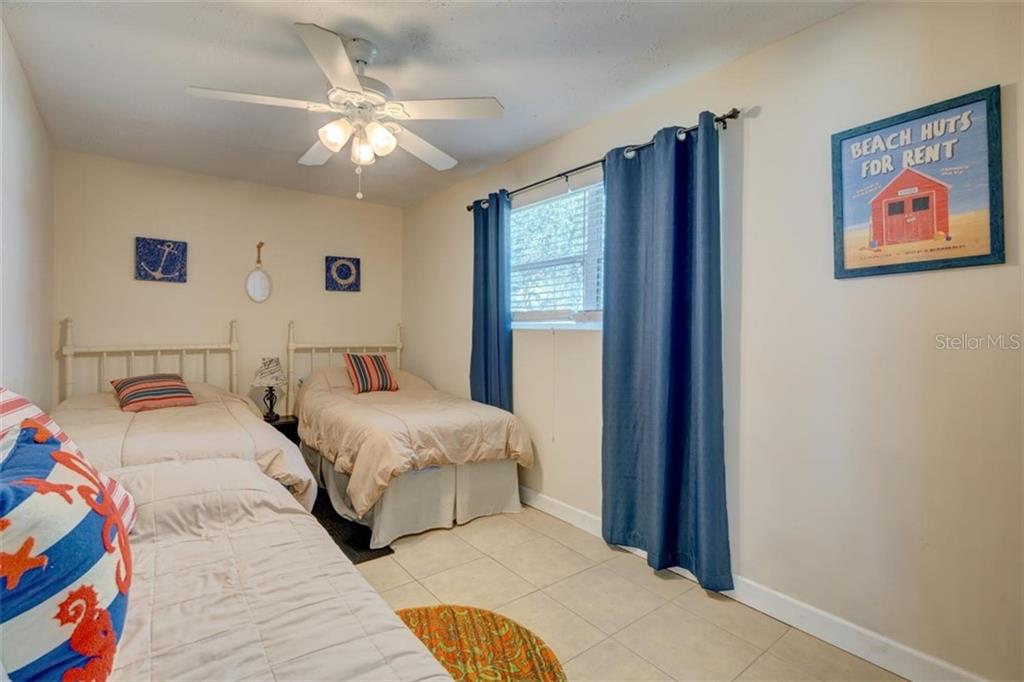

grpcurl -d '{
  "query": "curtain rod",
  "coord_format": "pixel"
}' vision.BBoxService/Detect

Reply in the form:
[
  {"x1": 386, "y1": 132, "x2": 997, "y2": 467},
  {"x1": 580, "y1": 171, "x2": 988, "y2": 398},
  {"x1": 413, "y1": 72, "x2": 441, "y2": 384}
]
[{"x1": 465, "y1": 107, "x2": 740, "y2": 212}]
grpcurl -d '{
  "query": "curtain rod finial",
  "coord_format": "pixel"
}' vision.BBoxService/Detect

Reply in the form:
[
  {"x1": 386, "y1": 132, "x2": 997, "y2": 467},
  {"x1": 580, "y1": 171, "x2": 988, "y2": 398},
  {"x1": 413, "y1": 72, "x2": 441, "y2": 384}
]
[{"x1": 718, "y1": 108, "x2": 741, "y2": 129}]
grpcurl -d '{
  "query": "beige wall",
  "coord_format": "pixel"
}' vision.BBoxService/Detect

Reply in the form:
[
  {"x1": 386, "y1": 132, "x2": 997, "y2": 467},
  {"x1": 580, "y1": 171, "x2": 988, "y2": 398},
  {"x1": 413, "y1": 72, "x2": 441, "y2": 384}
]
[
  {"x1": 1, "y1": 24, "x2": 54, "y2": 408},
  {"x1": 403, "y1": 3, "x2": 1022, "y2": 678},
  {"x1": 54, "y1": 152, "x2": 402, "y2": 404},
  {"x1": 1017, "y1": 10, "x2": 1024, "y2": 671}
]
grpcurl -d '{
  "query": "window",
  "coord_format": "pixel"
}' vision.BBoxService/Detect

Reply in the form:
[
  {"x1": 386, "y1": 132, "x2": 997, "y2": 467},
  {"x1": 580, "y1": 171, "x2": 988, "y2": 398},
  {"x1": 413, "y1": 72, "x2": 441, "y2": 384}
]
[
  {"x1": 911, "y1": 196, "x2": 930, "y2": 212},
  {"x1": 887, "y1": 200, "x2": 905, "y2": 216},
  {"x1": 509, "y1": 181, "x2": 605, "y2": 325}
]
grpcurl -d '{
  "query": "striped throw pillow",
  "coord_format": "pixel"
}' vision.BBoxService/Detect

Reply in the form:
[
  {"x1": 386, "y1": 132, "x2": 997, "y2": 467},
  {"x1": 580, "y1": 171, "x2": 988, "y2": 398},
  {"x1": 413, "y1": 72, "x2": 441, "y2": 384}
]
[
  {"x1": 0, "y1": 388, "x2": 137, "y2": 532},
  {"x1": 109, "y1": 373, "x2": 196, "y2": 413},
  {"x1": 1, "y1": 388, "x2": 84, "y2": 459},
  {"x1": 1, "y1": 421, "x2": 132, "y2": 681},
  {"x1": 344, "y1": 353, "x2": 399, "y2": 394}
]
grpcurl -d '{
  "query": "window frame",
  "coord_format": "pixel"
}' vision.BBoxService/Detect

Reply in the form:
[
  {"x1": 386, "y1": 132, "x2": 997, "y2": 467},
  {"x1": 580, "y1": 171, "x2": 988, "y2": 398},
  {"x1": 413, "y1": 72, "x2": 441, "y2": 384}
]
[{"x1": 508, "y1": 180, "x2": 605, "y2": 330}]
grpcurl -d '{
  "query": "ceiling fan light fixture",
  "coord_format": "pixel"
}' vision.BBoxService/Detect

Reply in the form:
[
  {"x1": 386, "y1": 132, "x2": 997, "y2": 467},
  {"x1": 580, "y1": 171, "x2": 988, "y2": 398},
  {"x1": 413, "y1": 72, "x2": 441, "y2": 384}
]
[
  {"x1": 365, "y1": 121, "x2": 398, "y2": 157},
  {"x1": 190, "y1": 24, "x2": 501, "y2": 174},
  {"x1": 318, "y1": 118, "x2": 354, "y2": 153},
  {"x1": 350, "y1": 132, "x2": 376, "y2": 166}
]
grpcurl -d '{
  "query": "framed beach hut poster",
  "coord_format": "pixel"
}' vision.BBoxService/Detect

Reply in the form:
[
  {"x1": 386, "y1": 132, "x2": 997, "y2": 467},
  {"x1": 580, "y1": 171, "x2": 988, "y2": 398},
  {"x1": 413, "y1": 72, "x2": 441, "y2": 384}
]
[{"x1": 832, "y1": 86, "x2": 1003, "y2": 279}]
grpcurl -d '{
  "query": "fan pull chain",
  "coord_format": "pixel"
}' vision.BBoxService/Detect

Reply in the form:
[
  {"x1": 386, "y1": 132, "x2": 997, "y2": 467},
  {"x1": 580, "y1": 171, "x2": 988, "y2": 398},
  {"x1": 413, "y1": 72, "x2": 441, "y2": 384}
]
[{"x1": 355, "y1": 166, "x2": 364, "y2": 200}]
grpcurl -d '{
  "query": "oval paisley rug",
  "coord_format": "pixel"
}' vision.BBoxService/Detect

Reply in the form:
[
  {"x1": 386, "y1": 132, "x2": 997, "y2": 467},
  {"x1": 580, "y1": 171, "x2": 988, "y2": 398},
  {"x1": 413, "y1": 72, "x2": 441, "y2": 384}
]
[{"x1": 397, "y1": 605, "x2": 566, "y2": 681}]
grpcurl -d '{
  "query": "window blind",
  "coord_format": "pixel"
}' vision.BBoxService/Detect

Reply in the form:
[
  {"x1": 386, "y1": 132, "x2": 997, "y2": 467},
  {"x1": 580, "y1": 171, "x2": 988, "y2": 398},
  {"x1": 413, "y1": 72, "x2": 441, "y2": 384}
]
[{"x1": 509, "y1": 181, "x2": 605, "y2": 322}]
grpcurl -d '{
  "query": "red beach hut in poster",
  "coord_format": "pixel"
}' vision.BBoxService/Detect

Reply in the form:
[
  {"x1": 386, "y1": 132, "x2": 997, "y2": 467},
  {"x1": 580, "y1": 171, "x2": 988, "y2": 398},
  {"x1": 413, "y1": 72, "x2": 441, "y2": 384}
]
[{"x1": 867, "y1": 168, "x2": 951, "y2": 248}]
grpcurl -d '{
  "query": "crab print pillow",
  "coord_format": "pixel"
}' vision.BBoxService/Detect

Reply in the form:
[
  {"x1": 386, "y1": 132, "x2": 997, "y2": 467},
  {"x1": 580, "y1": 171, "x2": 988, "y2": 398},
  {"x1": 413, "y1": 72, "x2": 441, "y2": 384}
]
[{"x1": 0, "y1": 420, "x2": 132, "y2": 681}]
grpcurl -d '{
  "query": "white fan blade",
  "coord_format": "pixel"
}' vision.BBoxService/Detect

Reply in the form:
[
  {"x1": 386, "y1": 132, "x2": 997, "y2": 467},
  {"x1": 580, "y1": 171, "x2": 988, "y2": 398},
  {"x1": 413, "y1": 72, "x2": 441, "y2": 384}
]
[
  {"x1": 187, "y1": 86, "x2": 332, "y2": 113},
  {"x1": 298, "y1": 140, "x2": 334, "y2": 166},
  {"x1": 293, "y1": 23, "x2": 363, "y2": 94},
  {"x1": 392, "y1": 124, "x2": 457, "y2": 170},
  {"x1": 387, "y1": 97, "x2": 503, "y2": 120}
]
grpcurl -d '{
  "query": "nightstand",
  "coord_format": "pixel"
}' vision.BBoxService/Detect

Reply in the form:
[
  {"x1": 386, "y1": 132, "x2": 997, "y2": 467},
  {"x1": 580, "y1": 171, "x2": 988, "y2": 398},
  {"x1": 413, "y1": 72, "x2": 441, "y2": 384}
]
[{"x1": 266, "y1": 415, "x2": 299, "y2": 445}]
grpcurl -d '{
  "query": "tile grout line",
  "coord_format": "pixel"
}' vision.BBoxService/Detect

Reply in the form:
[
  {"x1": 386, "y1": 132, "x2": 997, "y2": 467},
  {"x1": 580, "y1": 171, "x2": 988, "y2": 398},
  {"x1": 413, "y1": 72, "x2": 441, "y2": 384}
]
[
  {"x1": 399, "y1": 556, "x2": 824, "y2": 682},
  {"x1": 448, "y1": 515, "x2": 671, "y2": 665},
  {"x1": 454, "y1": 525, "x2": 545, "y2": 555},
  {"x1": 390, "y1": 537, "x2": 485, "y2": 580},
  {"x1": 506, "y1": 507, "x2": 626, "y2": 564},
  {"x1": 492, "y1": 586, "x2": 541, "y2": 611},
  {"x1": 606, "y1": 631, "x2": 681, "y2": 681},
  {"x1": 415, "y1": 576, "x2": 444, "y2": 606},
  {"x1": 666, "y1": 593, "x2": 793, "y2": 653},
  {"x1": 384, "y1": 508, "x2": 789, "y2": 680},
  {"x1": 538, "y1": 577, "x2": 667, "y2": 647},
  {"x1": 556, "y1": 635, "x2": 609, "y2": 667},
  {"x1": 484, "y1": 509, "x2": 690, "y2": 674},
  {"x1": 516, "y1": 508, "x2": 804, "y2": 670},
  {"x1": 762, "y1": 624, "x2": 792, "y2": 651},
  {"x1": 729, "y1": 648, "x2": 772, "y2": 682},
  {"x1": 412, "y1": 512, "x2": 868, "y2": 681},
  {"x1": 510, "y1": 512, "x2": 770, "y2": 678},
  {"x1": 486, "y1": 547, "x2": 597, "y2": 590}
]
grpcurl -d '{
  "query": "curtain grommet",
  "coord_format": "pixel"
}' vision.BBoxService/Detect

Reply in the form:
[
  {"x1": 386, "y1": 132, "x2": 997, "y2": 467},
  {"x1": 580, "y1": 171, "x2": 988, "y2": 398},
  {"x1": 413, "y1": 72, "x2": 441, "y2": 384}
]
[
  {"x1": 623, "y1": 147, "x2": 637, "y2": 160},
  {"x1": 676, "y1": 128, "x2": 688, "y2": 141}
]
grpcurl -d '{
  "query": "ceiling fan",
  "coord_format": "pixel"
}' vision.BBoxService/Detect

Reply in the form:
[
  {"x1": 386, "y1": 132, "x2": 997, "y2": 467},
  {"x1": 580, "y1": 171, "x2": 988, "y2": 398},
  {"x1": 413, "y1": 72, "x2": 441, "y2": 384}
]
[{"x1": 186, "y1": 23, "x2": 502, "y2": 191}]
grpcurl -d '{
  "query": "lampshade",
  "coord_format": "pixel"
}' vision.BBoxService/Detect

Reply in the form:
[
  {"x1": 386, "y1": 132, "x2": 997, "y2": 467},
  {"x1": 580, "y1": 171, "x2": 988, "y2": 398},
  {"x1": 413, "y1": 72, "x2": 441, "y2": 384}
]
[
  {"x1": 318, "y1": 118, "x2": 353, "y2": 153},
  {"x1": 365, "y1": 121, "x2": 397, "y2": 156},
  {"x1": 350, "y1": 131, "x2": 376, "y2": 166},
  {"x1": 252, "y1": 357, "x2": 286, "y2": 387}
]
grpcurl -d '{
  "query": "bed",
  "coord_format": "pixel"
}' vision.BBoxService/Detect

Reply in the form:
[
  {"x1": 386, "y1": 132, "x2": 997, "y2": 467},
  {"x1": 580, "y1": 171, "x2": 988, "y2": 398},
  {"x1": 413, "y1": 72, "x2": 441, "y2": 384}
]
[
  {"x1": 287, "y1": 322, "x2": 534, "y2": 548},
  {"x1": 50, "y1": 319, "x2": 316, "y2": 511},
  {"x1": 111, "y1": 458, "x2": 449, "y2": 681},
  {"x1": 12, "y1": 321, "x2": 449, "y2": 680}
]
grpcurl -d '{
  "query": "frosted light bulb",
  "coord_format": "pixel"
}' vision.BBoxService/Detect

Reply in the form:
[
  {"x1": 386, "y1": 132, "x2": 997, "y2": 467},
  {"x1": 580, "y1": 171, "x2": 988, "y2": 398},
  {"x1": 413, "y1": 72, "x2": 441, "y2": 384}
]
[
  {"x1": 365, "y1": 121, "x2": 397, "y2": 156},
  {"x1": 318, "y1": 119, "x2": 353, "y2": 153},
  {"x1": 350, "y1": 132, "x2": 376, "y2": 166}
]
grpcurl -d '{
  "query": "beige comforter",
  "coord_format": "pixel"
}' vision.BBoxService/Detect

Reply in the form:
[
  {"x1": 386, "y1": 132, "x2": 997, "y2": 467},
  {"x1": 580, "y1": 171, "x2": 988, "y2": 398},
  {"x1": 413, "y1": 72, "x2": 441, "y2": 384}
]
[
  {"x1": 111, "y1": 458, "x2": 450, "y2": 681},
  {"x1": 297, "y1": 368, "x2": 533, "y2": 517},
  {"x1": 52, "y1": 383, "x2": 316, "y2": 511}
]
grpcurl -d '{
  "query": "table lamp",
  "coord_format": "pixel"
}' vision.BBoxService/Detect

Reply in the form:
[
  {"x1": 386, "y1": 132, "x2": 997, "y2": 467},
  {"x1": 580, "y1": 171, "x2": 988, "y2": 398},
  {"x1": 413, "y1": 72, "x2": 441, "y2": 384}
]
[{"x1": 252, "y1": 357, "x2": 286, "y2": 422}]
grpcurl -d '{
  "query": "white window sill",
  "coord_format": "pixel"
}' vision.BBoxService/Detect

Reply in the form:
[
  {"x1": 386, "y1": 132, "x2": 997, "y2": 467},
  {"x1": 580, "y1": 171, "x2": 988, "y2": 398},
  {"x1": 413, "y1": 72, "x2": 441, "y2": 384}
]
[{"x1": 512, "y1": 321, "x2": 603, "y2": 332}]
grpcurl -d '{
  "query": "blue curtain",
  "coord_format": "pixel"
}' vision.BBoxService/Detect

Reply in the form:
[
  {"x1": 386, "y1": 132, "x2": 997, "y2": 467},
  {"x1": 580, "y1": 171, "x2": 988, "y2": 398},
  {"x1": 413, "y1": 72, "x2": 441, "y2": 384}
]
[
  {"x1": 470, "y1": 190, "x2": 513, "y2": 411},
  {"x1": 601, "y1": 113, "x2": 733, "y2": 591}
]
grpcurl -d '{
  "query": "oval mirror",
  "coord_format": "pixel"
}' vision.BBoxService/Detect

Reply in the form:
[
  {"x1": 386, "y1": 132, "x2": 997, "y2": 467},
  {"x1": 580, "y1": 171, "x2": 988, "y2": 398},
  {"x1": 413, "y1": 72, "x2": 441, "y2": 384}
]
[{"x1": 246, "y1": 268, "x2": 271, "y2": 303}]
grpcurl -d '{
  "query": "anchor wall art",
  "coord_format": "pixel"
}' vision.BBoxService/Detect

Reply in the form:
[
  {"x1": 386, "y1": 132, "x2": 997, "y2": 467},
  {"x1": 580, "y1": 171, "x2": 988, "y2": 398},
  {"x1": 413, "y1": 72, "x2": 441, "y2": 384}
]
[
  {"x1": 325, "y1": 256, "x2": 361, "y2": 292},
  {"x1": 135, "y1": 237, "x2": 188, "y2": 283}
]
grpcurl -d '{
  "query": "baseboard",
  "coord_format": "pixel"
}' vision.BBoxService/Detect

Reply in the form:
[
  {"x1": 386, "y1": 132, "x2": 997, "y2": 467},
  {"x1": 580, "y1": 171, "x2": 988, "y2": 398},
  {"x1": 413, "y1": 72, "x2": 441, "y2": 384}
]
[
  {"x1": 519, "y1": 485, "x2": 982, "y2": 682},
  {"x1": 726, "y1": 576, "x2": 983, "y2": 682},
  {"x1": 518, "y1": 485, "x2": 602, "y2": 536}
]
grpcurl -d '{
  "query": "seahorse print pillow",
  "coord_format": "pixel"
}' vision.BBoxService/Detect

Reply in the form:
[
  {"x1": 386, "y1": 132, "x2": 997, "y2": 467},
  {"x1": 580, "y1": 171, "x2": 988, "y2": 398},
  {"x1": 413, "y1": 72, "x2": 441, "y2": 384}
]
[{"x1": 0, "y1": 419, "x2": 132, "y2": 681}]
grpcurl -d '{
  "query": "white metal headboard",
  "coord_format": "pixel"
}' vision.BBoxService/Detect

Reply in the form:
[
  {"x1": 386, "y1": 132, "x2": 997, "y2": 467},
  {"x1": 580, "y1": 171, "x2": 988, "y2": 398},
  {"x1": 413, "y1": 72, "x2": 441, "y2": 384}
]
[
  {"x1": 59, "y1": 318, "x2": 239, "y2": 401},
  {"x1": 286, "y1": 320, "x2": 402, "y2": 415}
]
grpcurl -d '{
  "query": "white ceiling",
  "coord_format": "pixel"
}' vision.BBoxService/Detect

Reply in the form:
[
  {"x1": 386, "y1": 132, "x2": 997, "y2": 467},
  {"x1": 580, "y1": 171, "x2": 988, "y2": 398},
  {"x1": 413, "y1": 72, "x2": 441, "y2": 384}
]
[{"x1": 3, "y1": 2, "x2": 850, "y2": 207}]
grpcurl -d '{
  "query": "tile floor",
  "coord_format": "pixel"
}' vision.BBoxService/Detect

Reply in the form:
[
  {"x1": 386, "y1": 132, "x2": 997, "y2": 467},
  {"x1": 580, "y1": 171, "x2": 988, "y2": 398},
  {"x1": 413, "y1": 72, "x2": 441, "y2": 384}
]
[{"x1": 357, "y1": 506, "x2": 902, "y2": 681}]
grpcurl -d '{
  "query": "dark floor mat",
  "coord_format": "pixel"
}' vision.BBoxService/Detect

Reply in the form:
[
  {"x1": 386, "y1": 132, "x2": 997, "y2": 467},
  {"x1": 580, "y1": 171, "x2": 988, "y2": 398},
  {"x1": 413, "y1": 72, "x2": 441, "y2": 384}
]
[{"x1": 311, "y1": 489, "x2": 394, "y2": 564}]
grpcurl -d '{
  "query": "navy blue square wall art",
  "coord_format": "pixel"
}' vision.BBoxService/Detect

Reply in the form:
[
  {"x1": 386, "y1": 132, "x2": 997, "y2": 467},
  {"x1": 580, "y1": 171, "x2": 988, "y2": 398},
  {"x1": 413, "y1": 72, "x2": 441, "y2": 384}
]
[
  {"x1": 135, "y1": 237, "x2": 187, "y2": 283},
  {"x1": 325, "y1": 256, "x2": 361, "y2": 292}
]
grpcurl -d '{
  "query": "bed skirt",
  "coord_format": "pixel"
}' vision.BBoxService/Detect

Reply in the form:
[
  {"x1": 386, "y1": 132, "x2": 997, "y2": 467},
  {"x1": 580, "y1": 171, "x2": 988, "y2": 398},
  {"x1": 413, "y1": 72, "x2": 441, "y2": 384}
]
[{"x1": 301, "y1": 443, "x2": 522, "y2": 548}]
